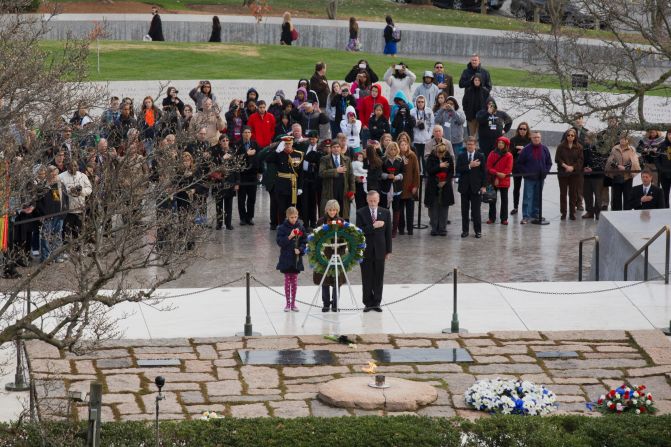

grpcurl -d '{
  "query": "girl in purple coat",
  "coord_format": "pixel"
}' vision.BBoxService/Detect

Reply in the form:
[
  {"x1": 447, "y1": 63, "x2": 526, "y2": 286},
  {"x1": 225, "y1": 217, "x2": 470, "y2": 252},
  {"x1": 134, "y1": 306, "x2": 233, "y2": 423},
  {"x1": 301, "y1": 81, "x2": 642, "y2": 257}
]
[{"x1": 276, "y1": 207, "x2": 307, "y2": 312}]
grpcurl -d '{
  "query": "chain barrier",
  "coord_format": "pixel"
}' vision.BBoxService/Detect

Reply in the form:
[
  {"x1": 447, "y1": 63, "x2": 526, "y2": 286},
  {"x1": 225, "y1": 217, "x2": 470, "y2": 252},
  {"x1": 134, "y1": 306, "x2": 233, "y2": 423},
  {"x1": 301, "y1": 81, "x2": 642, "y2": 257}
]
[
  {"x1": 250, "y1": 272, "x2": 452, "y2": 311},
  {"x1": 150, "y1": 276, "x2": 246, "y2": 300},
  {"x1": 458, "y1": 271, "x2": 664, "y2": 295}
]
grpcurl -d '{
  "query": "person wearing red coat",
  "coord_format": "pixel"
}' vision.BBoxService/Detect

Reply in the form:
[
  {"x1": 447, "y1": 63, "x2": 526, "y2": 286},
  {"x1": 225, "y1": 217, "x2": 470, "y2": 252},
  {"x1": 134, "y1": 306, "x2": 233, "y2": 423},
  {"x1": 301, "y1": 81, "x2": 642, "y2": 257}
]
[
  {"x1": 247, "y1": 100, "x2": 276, "y2": 148},
  {"x1": 359, "y1": 83, "x2": 390, "y2": 130},
  {"x1": 486, "y1": 136, "x2": 514, "y2": 224}
]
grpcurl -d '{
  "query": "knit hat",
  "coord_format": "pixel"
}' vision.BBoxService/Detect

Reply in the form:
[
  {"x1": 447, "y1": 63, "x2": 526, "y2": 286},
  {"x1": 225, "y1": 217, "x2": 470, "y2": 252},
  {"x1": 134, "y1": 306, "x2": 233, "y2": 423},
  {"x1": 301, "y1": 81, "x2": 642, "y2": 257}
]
[
  {"x1": 274, "y1": 90, "x2": 286, "y2": 100},
  {"x1": 496, "y1": 136, "x2": 510, "y2": 149}
]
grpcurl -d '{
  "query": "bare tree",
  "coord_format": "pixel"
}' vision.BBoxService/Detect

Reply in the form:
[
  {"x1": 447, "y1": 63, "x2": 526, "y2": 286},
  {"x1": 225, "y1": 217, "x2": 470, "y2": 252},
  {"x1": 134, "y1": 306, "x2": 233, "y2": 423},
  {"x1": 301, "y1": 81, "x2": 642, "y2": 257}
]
[
  {"x1": 0, "y1": 8, "x2": 248, "y2": 354},
  {"x1": 500, "y1": 0, "x2": 671, "y2": 129}
]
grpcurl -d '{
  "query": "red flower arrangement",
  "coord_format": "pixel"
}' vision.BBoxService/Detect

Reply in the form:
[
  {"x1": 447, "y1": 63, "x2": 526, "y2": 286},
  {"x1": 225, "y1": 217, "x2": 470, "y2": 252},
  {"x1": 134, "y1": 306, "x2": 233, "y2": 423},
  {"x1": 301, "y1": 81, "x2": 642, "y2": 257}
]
[
  {"x1": 436, "y1": 172, "x2": 448, "y2": 182},
  {"x1": 292, "y1": 228, "x2": 304, "y2": 237},
  {"x1": 592, "y1": 384, "x2": 656, "y2": 415},
  {"x1": 346, "y1": 191, "x2": 355, "y2": 200},
  {"x1": 387, "y1": 167, "x2": 396, "y2": 174}
]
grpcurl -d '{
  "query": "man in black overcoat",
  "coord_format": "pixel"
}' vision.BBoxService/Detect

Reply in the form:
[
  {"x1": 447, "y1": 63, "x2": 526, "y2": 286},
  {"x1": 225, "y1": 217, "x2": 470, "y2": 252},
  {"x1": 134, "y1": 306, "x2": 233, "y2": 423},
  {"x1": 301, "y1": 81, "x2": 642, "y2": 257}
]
[
  {"x1": 355, "y1": 190, "x2": 392, "y2": 312},
  {"x1": 456, "y1": 136, "x2": 486, "y2": 238}
]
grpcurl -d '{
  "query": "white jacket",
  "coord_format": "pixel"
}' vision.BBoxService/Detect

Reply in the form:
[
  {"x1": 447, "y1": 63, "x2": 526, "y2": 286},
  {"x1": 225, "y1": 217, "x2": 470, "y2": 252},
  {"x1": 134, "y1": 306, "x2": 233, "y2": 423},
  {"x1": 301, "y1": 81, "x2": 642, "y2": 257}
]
[
  {"x1": 340, "y1": 105, "x2": 362, "y2": 149},
  {"x1": 59, "y1": 170, "x2": 92, "y2": 213},
  {"x1": 411, "y1": 99, "x2": 434, "y2": 145},
  {"x1": 383, "y1": 67, "x2": 416, "y2": 103}
]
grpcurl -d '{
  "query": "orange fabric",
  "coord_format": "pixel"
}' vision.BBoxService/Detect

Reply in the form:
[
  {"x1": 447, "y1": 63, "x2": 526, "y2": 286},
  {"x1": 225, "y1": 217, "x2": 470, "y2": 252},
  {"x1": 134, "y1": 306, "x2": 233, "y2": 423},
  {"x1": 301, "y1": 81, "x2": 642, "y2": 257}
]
[{"x1": 145, "y1": 109, "x2": 155, "y2": 127}]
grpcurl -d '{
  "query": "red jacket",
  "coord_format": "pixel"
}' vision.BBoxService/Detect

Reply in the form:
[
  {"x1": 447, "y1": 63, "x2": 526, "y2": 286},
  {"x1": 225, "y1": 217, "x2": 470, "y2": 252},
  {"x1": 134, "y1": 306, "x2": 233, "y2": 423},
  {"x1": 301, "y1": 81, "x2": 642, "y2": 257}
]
[
  {"x1": 486, "y1": 150, "x2": 513, "y2": 189},
  {"x1": 358, "y1": 83, "x2": 390, "y2": 128},
  {"x1": 247, "y1": 111, "x2": 276, "y2": 148}
]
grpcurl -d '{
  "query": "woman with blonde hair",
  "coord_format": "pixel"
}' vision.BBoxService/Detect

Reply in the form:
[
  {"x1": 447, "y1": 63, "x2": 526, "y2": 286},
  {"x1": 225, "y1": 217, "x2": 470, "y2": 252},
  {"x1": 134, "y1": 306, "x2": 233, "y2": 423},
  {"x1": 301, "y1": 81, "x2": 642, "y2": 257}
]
[
  {"x1": 396, "y1": 132, "x2": 420, "y2": 235},
  {"x1": 280, "y1": 11, "x2": 294, "y2": 46},
  {"x1": 381, "y1": 142, "x2": 405, "y2": 237},
  {"x1": 314, "y1": 200, "x2": 345, "y2": 312},
  {"x1": 606, "y1": 134, "x2": 641, "y2": 211}
]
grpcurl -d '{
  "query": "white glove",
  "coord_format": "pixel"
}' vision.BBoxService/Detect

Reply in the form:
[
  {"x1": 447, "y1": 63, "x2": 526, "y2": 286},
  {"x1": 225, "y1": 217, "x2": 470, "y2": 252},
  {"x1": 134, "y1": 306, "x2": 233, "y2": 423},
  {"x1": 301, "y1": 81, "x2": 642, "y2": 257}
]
[
  {"x1": 276, "y1": 142, "x2": 285, "y2": 153},
  {"x1": 297, "y1": 189, "x2": 303, "y2": 196}
]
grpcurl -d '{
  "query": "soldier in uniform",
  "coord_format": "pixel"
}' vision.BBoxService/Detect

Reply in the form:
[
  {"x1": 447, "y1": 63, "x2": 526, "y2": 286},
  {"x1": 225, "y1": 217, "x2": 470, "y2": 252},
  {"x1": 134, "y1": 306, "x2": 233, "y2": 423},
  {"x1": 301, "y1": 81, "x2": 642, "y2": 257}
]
[
  {"x1": 267, "y1": 135, "x2": 304, "y2": 217},
  {"x1": 300, "y1": 130, "x2": 323, "y2": 230}
]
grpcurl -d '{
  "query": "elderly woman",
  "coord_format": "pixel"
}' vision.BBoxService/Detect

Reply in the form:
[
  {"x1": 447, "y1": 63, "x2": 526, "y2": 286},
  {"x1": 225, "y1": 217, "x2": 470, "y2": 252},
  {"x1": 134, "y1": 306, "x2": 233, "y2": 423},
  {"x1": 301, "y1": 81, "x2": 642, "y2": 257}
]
[
  {"x1": 424, "y1": 142, "x2": 454, "y2": 236},
  {"x1": 606, "y1": 134, "x2": 641, "y2": 211},
  {"x1": 314, "y1": 200, "x2": 346, "y2": 312}
]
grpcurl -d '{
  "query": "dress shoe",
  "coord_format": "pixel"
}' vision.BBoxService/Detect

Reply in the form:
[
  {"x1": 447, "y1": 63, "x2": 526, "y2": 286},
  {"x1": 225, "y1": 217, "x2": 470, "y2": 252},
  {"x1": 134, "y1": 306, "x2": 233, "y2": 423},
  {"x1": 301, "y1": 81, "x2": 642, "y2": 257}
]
[
  {"x1": 486, "y1": 219, "x2": 494, "y2": 224},
  {"x1": 582, "y1": 213, "x2": 594, "y2": 219},
  {"x1": 363, "y1": 307, "x2": 372, "y2": 313},
  {"x1": 510, "y1": 208, "x2": 518, "y2": 215},
  {"x1": 501, "y1": 220, "x2": 508, "y2": 225},
  {"x1": 475, "y1": 233, "x2": 482, "y2": 238},
  {"x1": 239, "y1": 220, "x2": 247, "y2": 226},
  {"x1": 226, "y1": 225, "x2": 234, "y2": 230},
  {"x1": 569, "y1": 214, "x2": 576, "y2": 220},
  {"x1": 399, "y1": 229, "x2": 405, "y2": 235},
  {"x1": 270, "y1": 224, "x2": 277, "y2": 230},
  {"x1": 247, "y1": 219, "x2": 255, "y2": 226},
  {"x1": 430, "y1": 231, "x2": 438, "y2": 236},
  {"x1": 407, "y1": 230, "x2": 413, "y2": 235},
  {"x1": 331, "y1": 306, "x2": 338, "y2": 312},
  {"x1": 520, "y1": 219, "x2": 528, "y2": 225},
  {"x1": 322, "y1": 306, "x2": 330, "y2": 313},
  {"x1": 560, "y1": 214, "x2": 566, "y2": 220},
  {"x1": 461, "y1": 232, "x2": 468, "y2": 238},
  {"x1": 373, "y1": 306, "x2": 383, "y2": 312}
]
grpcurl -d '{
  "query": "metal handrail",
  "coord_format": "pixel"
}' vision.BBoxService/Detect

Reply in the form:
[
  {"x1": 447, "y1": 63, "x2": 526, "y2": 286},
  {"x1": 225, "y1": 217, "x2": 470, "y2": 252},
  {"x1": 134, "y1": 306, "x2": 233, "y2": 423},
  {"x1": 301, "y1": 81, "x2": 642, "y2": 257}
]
[
  {"x1": 623, "y1": 225, "x2": 670, "y2": 284},
  {"x1": 578, "y1": 236, "x2": 599, "y2": 281}
]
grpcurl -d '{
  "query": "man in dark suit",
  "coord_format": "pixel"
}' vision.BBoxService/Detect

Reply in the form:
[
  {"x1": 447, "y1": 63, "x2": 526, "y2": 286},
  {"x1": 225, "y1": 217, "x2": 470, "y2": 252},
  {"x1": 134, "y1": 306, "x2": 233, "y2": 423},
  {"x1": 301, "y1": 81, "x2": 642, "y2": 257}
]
[
  {"x1": 628, "y1": 169, "x2": 665, "y2": 210},
  {"x1": 457, "y1": 136, "x2": 486, "y2": 238},
  {"x1": 355, "y1": 191, "x2": 392, "y2": 312}
]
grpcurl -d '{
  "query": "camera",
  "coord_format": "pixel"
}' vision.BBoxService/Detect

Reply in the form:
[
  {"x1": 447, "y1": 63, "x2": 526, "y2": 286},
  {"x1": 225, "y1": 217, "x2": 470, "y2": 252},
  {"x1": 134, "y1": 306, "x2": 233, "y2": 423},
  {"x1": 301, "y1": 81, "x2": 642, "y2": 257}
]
[
  {"x1": 417, "y1": 121, "x2": 425, "y2": 131},
  {"x1": 71, "y1": 185, "x2": 82, "y2": 194},
  {"x1": 231, "y1": 104, "x2": 239, "y2": 111}
]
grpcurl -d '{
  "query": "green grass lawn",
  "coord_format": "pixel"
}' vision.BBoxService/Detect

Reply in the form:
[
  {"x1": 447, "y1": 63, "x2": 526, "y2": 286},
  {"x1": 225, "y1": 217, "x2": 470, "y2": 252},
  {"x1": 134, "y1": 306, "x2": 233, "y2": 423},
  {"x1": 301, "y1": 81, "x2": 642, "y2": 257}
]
[
  {"x1": 50, "y1": 0, "x2": 625, "y2": 39},
  {"x1": 41, "y1": 40, "x2": 669, "y2": 97}
]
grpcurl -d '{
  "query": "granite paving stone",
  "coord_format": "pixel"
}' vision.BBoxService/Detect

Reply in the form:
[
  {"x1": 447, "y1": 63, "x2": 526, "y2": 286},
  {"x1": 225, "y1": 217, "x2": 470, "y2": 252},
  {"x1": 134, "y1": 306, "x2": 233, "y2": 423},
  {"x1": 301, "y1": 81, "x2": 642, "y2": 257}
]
[
  {"x1": 134, "y1": 346, "x2": 194, "y2": 355},
  {"x1": 245, "y1": 337, "x2": 300, "y2": 350},
  {"x1": 99, "y1": 393, "x2": 137, "y2": 404},
  {"x1": 644, "y1": 348, "x2": 671, "y2": 365},
  {"x1": 469, "y1": 346, "x2": 529, "y2": 355},
  {"x1": 531, "y1": 345, "x2": 593, "y2": 352},
  {"x1": 472, "y1": 355, "x2": 510, "y2": 364},
  {"x1": 30, "y1": 359, "x2": 72, "y2": 374},
  {"x1": 626, "y1": 365, "x2": 671, "y2": 377},
  {"x1": 25, "y1": 340, "x2": 62, "y2": 359},
  {"x1": 582, "y1": 384, "x2": 609, "y2": 401},
  {"x1": 216, "y1": 368, "x2": 240, "y2": 380},
  {"x1": 73, "y1": 360, "x2": 96, "y2": 375},
  {"x1": 509, "y1": 355, "x2": 536, "y2": 363},
  {"x1": 97, "y1": 358, "x2": 133, "y2": 369},
  {"x1": 556, "y1": 395, "x2": 588, "y2": 403},
  {"x1": 106, "y1": 375, "x2": 141, "y2": 393},
  {"x1": 548, "y1": 385, "x2": 582, "y2": 395},
  {"x1": 180, "y1": 391, "x2": 207, "y2": 405},
  {"x1": 469, "y1": 364, "x2": 543, "y2": 374},
  {"x1": 462, "y1": 339, "x2": 497, "y2": 347},
  {"x1": 185, "y1": 360, "x2": 215, "y2": 373},
  {"x1": 240, "y1": 366, "x2": 280, "y2": 389},
  {"x1": 629, "y1": 330, "x2": 671, "y2": 349},
  {"x1": 357, "y1": 334, "x2": 390, "y2": 344},
  {"x1": 230, "y1": 403, "x2": 269, "y2": 418},
  {"x1": 283, "y1": 392, "x2": 318, "y2": 400},
  {"x1": 435, "y1": 340, "x2": 461, "y2": 349},
  {"x1": 247, "y1": 388, "x2": 282, "y2": 395},
  {"x1": 117, "y1": 401, "x2": 142, "y2": 414},
  {"x1": 595, "y1": 345, "x2": 639, "y2": 353},
  {"x1": 213, "y1": 358, "x2": 237, "y2": 367},
  {"x1": 282, "y1": 366, "x2": 350, "y2": 378},
  {"x1": 520, "y1": 374, "x2": 552, "y2": 384},
  {"x1": 156, "y1": 373, "x2": 216, "y2": 382},
  {"x1": 543, "y1": 331, "x2": 627, "y2": 341},
  {"x1": 210, "y1": 394, "x2": 283, "y2": 403},
  {"x1": 415, "y1": 364, "x2": 464, "y2": 373},
  {"x1": 206, "y1": 380, "x2": 242, "y2": 396},
  {"x1": 417, "y1": 406, "x2": 456, "y2": 417},
  {"x1": 195, "y1": 345, "x2": 218, "y2": 359},
  {"x1": 490, "y1": 331, "x2": 542, "y2": 340},
  {"x1": 215, "y1": 342, "x2": 245, "y2": 351},
  {"x1": 542, "y1": 359, "x2": 646, "y2": 369},
  {"x1": 639, "y1": 375, "x2": 671, "y2": 400},
  {"x1": 584, "y1": 353, "x2": 642, "y2": 359},
  {"x1": 309, "y1": 399, "x2": 351, "y2": 417},
  {"x1": 550, "y1": 369, "x2": 624, "y2": 379},
  {"x1": 394, "y1": 338, "x2": 433, "y2": 347},
  {"x1": 553, "y1": 378, "x2": 601, "y2": 384},
  {"x1": 141, "y1": 392, "x2": 182, "y2": 414},
  {"x1": 65, "y1": 349, "x2": 130, "y2": 359}
]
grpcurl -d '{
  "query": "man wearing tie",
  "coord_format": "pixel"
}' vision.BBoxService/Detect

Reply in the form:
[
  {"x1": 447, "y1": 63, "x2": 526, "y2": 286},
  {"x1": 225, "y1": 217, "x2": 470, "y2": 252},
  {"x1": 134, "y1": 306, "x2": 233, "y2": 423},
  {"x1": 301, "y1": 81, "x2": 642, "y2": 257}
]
[
  {"x1": 319, "y1": 141, "x2": 355, "y2": 220},
  {"x1": 628, "y1": 169, "x2": 665, "y2": 210},
  {"x1": 356, "y1": 191, "x2": 392, "y2": 312},
  {"x1": 456, "y1": 136, "x2": 486, "y2": 238}
]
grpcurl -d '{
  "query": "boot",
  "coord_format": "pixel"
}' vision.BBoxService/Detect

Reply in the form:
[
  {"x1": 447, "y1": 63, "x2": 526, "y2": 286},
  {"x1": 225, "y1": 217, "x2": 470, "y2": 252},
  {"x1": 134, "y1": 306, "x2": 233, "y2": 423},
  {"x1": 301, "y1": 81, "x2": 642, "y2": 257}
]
[{"x1": 392, "y1": 211, "x2": 400, "y2": 238}]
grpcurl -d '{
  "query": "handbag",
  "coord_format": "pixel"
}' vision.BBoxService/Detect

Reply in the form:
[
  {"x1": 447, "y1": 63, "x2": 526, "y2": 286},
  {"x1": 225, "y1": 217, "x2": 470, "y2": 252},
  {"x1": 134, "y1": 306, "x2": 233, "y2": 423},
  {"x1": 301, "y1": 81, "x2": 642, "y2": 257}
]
[
  {"x1": 482, "y1": 185, "x2": 497, "y2": 204},
  {"x1": 290, "y1": 28, "x2": 299, "y2": 41}
]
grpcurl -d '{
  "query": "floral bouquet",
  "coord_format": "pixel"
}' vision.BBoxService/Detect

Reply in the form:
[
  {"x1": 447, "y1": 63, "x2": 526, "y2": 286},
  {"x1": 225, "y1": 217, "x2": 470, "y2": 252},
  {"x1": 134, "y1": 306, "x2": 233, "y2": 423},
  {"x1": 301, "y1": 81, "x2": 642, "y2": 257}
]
[
  {"x1": 436, "y1": 171, "x2": 448, "y2": 188},
  {"x1": 200, "y1": 410, "x2": 223, "y2": 420},
  {"x1": 292, "y1": 228, "x2": 304, "y2": 267},
  {"x1": 346, "y1": 191, "x2": 355, "y2": 201},
  {"x1": 590, "y1": 384, "x2": 656, "y2": 415},
  {"x1": 464, "y1": 378, "x2": 557, "y2": 415}
]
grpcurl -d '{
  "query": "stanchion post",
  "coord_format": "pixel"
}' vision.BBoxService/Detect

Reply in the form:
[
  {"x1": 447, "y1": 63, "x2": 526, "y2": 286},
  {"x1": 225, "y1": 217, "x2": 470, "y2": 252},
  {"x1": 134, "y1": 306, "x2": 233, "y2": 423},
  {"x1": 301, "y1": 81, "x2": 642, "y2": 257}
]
[
  {"x1": 86, "y1": 383, "x2": 102, "y2": 447},
  {"x1": 236, "y1": 272, "x2": 261, "y2": 337},
  {"x1": 442, "y1": 268, "x2": 462, "y2": 334},
  {"x1": 5, "y1": 285, "x2": 31, "y2": 392},
  {"x1": 413, "y1": 174, "x2": 428, "y2": 230},
  {"x1": 663, "y1": 320, "x2": 671, "y2": 336}
]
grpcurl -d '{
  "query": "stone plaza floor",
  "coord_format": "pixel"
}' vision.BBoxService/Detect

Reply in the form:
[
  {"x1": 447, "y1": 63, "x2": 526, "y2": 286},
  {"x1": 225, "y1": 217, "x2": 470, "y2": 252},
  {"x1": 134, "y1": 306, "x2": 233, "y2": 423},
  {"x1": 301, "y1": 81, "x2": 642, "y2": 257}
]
[{"x1": 24, "y1": 330, "x2": 671, "y2": 421}]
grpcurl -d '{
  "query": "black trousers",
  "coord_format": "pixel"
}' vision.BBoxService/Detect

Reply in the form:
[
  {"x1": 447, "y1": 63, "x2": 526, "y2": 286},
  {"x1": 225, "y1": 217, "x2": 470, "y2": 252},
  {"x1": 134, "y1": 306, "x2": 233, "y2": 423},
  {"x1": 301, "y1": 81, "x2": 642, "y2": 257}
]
[
  {"x1": 661, "y1": 176, "x2": 671, "y2": 208},
  {"x1": 360, "y1": 256, "x2": 385, "y2": 308},
  {"x1": 237, "y1": 183, "x2": 257, "y2": 222},
  {"x1": 322, "y1": 284, "x2": 340, "y2": 307},
  {"x1": 488, "y1": 187, "x2": 509, "y2": 222},
  {"x1": 276, "y1": 193, "x2": 293, "y2": 221},
  {"x1": 64, "y1": 213, "x2": 83, "y2": 242},
  {"x1": 611, "y1": 179, "x2": 633, "y2": 211},
  {"x1": 355, "y1": 182, "x2": 367, "y2": 211},
  {"x1": 269, "y1": 188, "x2": 280, "y2": 226},
  {"x1": 398, "y1": 198, "x2": 414, "y2": 233},
  {"x1": 300, "y1": 180, "x2": 318, "y2": 228},
  {"x1": 214, "y1": 191, "x2": 233, "y2": 227},
  {"x1": 512, "y1": 175, "x2": 522, "y2": 209},
  {"x1": 461, "y1": 191, "x2": 482, "y2": 234}
]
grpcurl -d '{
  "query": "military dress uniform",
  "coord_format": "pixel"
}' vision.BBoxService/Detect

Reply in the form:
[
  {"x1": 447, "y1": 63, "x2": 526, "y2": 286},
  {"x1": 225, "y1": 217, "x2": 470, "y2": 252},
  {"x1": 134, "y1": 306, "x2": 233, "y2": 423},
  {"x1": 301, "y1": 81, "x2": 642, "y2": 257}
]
[{"x1": 266, "y1": 136, "x2": 304, "y2": 216}]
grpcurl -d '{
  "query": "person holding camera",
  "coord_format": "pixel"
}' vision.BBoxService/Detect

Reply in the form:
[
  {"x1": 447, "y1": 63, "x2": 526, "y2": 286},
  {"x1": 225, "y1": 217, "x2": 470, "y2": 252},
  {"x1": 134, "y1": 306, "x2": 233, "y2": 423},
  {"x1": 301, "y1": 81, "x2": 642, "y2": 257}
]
[
  {"x1": 59, "y1": 159, "x2": 92, "y2": 244},
  {"x1": 606, "y1": 134, "x2": 641, "y2": 211},
  {"x1": 345, "y1": 60, "x2": 380, "y2": 84},
  {"x1": 475, "y1": 99, "x2": 512, "y2": 160},
  {"x1": 384, "y1": 62, "x2": 416, "y2": 102},
  {"x1": 411, "y1": 95, "x2": 434, "y2": 170},
  {"x1": 161, "y1": 87, "x2": 185, "y2": 135},
  {"x1": 413, "y1": 71, "x2": 440, "y2": 114},
  {"x1": 189, "y1": 81, "x2": 217, "y2": 112}
]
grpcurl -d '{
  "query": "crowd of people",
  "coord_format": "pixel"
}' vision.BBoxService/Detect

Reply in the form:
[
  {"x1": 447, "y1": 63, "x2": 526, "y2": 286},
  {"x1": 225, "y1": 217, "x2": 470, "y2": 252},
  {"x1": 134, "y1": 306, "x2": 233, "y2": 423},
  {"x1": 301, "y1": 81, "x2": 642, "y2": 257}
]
[{"x1": 4, "y1": 49, "x2": 670, "y2": 314}]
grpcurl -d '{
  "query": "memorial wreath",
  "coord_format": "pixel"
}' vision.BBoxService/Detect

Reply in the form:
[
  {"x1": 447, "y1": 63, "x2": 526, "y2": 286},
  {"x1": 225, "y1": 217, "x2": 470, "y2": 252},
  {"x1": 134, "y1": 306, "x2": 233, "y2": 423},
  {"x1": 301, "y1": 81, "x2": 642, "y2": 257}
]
[{"x1": 306, "y1": 219, "x2": 366, "y2": 276}]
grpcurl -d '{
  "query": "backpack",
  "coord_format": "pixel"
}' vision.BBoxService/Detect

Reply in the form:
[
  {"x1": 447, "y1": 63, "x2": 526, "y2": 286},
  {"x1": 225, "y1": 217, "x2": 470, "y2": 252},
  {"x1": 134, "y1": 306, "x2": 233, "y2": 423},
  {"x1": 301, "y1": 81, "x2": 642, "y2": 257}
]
[{"x1": 392, "y1": 28, "x2": 401, "y2": 42}]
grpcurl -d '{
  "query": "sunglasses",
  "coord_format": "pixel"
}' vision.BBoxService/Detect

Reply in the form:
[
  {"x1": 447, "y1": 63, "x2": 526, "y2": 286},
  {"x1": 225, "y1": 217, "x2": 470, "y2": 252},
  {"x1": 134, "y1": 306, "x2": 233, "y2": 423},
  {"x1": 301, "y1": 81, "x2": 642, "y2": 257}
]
[
  {"x1": 519, "y1": 128, "x2": 528, "y2": 131},
  {"x1": 435, "y1": 66, "x2": 443, "y2": 69}
]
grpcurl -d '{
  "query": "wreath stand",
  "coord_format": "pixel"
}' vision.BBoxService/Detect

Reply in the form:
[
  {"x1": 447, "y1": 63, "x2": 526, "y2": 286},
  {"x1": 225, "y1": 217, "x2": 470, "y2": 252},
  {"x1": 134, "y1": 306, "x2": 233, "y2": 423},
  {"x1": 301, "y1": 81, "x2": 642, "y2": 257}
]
[{"x1": 301, "y1": 227, "x2": 360, "y2": 328}]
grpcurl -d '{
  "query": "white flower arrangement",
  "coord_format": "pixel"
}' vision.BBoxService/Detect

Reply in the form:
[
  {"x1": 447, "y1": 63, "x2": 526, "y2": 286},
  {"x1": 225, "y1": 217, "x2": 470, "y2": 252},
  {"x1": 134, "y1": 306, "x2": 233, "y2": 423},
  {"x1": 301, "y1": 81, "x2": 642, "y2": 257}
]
[
  {"x1": 464, "y1": 378, "x2": 557, "y2": 415},
  {"x1": 200, "y1": 410, "x2": 223, "y2": 420}
]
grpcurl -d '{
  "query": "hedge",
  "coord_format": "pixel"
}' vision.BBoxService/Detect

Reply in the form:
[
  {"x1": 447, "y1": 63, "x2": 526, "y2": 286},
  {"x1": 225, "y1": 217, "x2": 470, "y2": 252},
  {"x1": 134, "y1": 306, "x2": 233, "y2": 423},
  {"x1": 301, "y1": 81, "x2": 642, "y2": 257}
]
[{"x1": 0, "y1": 415, "x2": 669, "y2": 447}]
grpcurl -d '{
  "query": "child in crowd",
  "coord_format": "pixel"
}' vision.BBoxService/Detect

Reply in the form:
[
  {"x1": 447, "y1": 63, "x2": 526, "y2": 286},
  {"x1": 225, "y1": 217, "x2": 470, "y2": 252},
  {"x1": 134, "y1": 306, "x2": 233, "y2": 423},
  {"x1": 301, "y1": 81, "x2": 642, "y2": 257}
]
[
  {"x1": 352, "y1": 150, "x2": 368, "y2": 193},
  {"x1": 276, "y1": 207, "x2": 307, "y2": 312}
]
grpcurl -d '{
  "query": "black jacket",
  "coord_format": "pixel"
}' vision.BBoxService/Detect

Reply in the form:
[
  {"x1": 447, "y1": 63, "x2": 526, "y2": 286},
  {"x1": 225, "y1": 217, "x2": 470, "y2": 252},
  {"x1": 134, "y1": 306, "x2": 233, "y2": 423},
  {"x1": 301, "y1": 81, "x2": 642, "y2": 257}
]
[
  {"x1": 628, "y1": 184, "x2": 665, "y2": 210},
  {"x1": 331, "y1": 94, "x2": 357, "y2": 126},
  {"x1": 456, "y1": 151, "x2": 486, "y2": 194},
  {"x1": 462, "y1": 84, "x2": 490, "y2": 121},
  {"x1": 148, "y1": 14, "x2": 164, "y2": 41},
  {"x1": 391, "y1": 106, "x2": 415, "y2": 140},
  {"x1": 424, "y1": 152, "x2": 455, "y2": 207},
  {"x1": 235, "y1": 139, "x2": 260, "y2": 183},
  {"x1": 368, "y1": 115, "x2": 390, "y2": 142},
  {"x1": 458, "y1": 62, "x2": 492, "y2": 90},
  {"x1": 475, "y1": 109, "x2": 512, "y2": 156},
  {"x1": 355, "y1": 206, "x2": 392, "y2": 259},
  {"x1": 344, "y1": 64, "x2": 379, "y2": 84}
]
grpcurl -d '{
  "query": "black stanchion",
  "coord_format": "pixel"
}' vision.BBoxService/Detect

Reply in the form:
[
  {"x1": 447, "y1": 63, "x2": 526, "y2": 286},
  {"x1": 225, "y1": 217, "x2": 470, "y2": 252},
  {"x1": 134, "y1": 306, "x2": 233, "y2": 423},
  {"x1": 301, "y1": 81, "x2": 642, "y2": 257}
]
[
  {"x1": 413, "y1": 174, "x2": 428, "y2": 230},
  {"x1": 531, "y1": 175, "x2": 549, "y2": 226},
  {"x1": 443, "y1": 268, "x2": 464, "y2": 334},
  {"x1": 5, "y1": 285, "x2": 30, "y2": 392},
  {"x1": 236, "y1": 272, "x2": 261, "y2": 337},
  {"x1": 663, "y1": 321, "x2": 671, "y2": 336}
]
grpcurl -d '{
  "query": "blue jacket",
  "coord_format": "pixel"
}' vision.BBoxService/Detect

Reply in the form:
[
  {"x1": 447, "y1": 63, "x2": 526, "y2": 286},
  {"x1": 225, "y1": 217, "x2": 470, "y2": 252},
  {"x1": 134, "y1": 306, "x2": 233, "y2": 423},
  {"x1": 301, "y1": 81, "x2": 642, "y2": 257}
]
[
  {"x1": 276, "y1": 219, "x2": 307, "y2": 273},
  {"x1": 516, "y1": 143, "x2": 552, "y2": 180}
]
